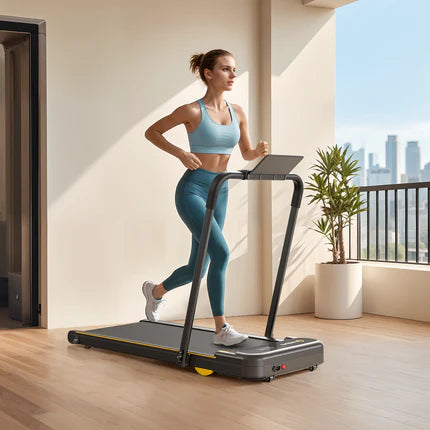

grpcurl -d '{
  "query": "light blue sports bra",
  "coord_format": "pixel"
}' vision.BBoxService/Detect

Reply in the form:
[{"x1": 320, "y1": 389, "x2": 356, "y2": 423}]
[{"x1": 188, "y1": 99, "x2": 240, "y2": 155}]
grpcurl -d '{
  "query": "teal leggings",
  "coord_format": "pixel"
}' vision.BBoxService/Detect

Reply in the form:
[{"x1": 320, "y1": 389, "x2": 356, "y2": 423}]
[{"x1": 162, "y1": 168, "x2": 229, "y2": 316}]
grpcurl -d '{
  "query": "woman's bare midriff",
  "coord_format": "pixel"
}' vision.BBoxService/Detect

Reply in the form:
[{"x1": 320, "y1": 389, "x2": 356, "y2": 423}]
[{"x1": 193, "y1": 153, "x2": 230, "y2": 172}]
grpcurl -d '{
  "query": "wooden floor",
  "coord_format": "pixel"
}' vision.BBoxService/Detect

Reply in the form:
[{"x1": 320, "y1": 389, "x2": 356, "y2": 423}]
[{"x1": 0, "y1": 313, "x2": 429, "y2": 430}]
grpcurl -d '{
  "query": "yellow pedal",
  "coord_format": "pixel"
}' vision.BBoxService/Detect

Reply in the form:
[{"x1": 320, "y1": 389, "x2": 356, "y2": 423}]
[{"x1": 194, "y1": 367, "x2": 214, "y2": 376}]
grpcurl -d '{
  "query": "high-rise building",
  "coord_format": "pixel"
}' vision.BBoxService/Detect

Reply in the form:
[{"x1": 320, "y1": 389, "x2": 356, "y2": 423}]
[
  {"x1": 406, "y1": 141, "x2": 421, "y2": 182},
  {"x1": 369, "y1": 153, "x2": 378, "y2": 169},
  {"x1": 422, "y1": 162, "x2": 430, "y2": 182},
  {"x1": 386, "y1": 135, "x2": 400, "y2": 184},
  {"x1": 368, "y1": 167, "x2": 391, "y2": 186}
]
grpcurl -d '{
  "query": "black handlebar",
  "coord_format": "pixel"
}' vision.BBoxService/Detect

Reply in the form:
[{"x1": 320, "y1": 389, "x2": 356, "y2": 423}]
[{"x1": 177, "y1": 155, "x2": 303, "y2": 368}]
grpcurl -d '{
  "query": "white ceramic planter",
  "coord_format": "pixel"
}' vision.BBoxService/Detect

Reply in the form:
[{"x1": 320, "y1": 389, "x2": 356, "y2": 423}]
[{"x1": 315, "y1": 262, "x2": 362, "y2": 319}]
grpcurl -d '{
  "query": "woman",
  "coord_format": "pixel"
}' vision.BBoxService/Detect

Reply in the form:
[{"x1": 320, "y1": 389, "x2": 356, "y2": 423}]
[{"x1": 143, "y1": 49, "x2": 268, "y2": 346}]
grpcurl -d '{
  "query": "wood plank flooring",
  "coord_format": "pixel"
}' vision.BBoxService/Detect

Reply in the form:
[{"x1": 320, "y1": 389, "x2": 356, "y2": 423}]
[{"x1": 0, "y1": 313, "x2": 429, "y2": 430}]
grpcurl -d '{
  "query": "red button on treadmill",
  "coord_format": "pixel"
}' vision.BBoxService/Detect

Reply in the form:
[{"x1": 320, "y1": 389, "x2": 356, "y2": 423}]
[{"x1": 281, "y1": 364, "x2": 286, "y2": 370}]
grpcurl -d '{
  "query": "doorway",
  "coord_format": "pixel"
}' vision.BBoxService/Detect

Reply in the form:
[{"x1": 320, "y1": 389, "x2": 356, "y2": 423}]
[{"x1": 0, "y1": 16, "x2": 46, "y2": 328}]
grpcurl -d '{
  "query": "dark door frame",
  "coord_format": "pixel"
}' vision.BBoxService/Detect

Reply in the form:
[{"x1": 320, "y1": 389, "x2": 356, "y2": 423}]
[{"x1": 0, "y1": 16, "x2": 46, "y2": 326}]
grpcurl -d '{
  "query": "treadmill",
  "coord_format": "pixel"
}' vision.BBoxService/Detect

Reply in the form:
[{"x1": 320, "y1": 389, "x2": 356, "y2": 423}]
[{"x1": 68, "y1": 155, "x2": 324, "y2": 382}]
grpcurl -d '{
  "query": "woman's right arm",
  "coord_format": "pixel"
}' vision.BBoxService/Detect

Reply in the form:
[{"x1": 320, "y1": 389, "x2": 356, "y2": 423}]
[{"x1": 145, "y1": 105, "x2": 202, "y2": 170}]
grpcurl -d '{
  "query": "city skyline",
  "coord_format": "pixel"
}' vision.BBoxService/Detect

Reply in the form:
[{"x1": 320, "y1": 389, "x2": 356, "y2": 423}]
[
  {"x1": 343, "y1": 137, "x2": 430, "y2": 186},
  {"x1": 338, "y1": 131, "x2": 430, "y2": 174},
  {"x1": 342, "y1": 136, "x2": 429, "y2": 174},
  {"x1": 335, "y1": 0, "x2": 430, "y2": 169}
]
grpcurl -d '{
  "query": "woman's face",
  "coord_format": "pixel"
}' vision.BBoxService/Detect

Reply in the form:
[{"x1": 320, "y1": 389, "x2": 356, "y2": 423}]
[{"x1": 205, "y1": 55, "x2": 237, "y2": 91}]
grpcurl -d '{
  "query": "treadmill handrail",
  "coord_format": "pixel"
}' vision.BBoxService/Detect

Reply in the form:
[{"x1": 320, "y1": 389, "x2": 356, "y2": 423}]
[
  {"x1": 177, "y1": 165, "x2": 303, "y2": 368},
  {"x1": 264, "y1": 175, "x2": 303, "y2": 338}
]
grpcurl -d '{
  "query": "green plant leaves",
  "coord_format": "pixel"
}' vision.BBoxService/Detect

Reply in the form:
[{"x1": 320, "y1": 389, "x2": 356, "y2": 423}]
[{"x1": 305, "y1": 145, "x2": 368, "y2": 264}]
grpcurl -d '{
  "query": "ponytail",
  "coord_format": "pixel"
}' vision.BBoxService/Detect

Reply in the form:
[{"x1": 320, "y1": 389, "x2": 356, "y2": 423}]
[{"x1": 189, "y1": 53, "x2": 204, "y2": 75}]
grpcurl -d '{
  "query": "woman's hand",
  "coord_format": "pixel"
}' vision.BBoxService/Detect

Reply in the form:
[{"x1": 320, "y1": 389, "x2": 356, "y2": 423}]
[
  {"x1": 179, "y1": 151, "x2": 202, "y2": 170},
  {"x1": 256, "y1": 140, "x2": 269, "y2": 157}
]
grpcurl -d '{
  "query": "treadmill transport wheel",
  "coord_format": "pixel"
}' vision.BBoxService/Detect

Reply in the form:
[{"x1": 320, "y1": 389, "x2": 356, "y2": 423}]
[{"x1": 194, "y1": 367, "x2": 214, "y2": 376}]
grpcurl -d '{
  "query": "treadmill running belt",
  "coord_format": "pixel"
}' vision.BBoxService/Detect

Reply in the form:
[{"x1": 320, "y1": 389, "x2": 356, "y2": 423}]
[{"x1": 77, "y1": 320, "x2": 281, "y2": 357}]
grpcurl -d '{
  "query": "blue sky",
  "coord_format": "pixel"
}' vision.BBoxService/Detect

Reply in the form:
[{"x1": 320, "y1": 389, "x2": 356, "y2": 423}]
[{"x1": 335, "y1": 0, "x2": 430, "y2": 170}]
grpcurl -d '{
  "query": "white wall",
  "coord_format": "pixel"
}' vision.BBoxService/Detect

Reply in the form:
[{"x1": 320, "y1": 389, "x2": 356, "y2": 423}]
[{"x1": 363, "y1": 263, "x2": 430, "y2": 322}]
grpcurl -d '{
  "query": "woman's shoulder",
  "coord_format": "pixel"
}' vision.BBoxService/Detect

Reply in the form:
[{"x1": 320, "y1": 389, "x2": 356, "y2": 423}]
[
  {"x1": 172, "y1": 101, "x2": 201, "y2": 122},
  {"x1": 181, "y1": 100, "x2": 202, "y2": 114},
  {"x1": 229, "y1": 103, "x2": 245, "y2": 121}
]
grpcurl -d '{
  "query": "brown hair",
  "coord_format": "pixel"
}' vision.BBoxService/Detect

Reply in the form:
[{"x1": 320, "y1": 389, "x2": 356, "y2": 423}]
[{"x1": 189, "y1": 49, "x2": 233, "y2": 85}]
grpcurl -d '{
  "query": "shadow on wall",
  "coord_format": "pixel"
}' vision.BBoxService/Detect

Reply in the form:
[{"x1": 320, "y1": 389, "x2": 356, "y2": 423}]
[
  {"x1": 274, "y1": 236, "x2": 320, "y2": 314},
  {"x1": 278, "y1": 275, "x2": 315, "y2": 315},
  {"x1": 48, "y1": 0, "x2": 259, "y2": 207},
  {"x1": 271, "y1": 182, "x2": 324, "y2": 260},
  {"x1": 271, "y1": 0, "x2": 334, "y2": 76},
  {"x1": 270, "y1": 180, "x2": 326, "y2": 314}
]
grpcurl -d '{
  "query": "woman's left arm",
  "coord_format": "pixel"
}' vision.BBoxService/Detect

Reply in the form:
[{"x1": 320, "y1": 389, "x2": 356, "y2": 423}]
[{"x1": 234, "y1": 105, "x2": 269, "y2": 161}]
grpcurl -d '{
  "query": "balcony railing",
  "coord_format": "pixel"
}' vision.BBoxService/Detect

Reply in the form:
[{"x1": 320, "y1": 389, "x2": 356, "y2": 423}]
[{"x1": 348, "y1": 181, "x2": 430, "y2": 265}]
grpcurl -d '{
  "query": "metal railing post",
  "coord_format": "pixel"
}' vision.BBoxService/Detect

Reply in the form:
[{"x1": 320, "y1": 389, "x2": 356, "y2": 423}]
[{"x1": 356, "y1": 181, "x2": 430, "y2": 266}]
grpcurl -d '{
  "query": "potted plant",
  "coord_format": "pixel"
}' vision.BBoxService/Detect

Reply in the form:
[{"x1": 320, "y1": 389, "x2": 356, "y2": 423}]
[{"x1": 306, "y1": 145, "x2": 367, "y2": 319}]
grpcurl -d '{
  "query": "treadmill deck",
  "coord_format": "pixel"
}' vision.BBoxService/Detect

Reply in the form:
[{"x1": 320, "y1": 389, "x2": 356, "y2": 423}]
[{"x1": 74, "y1": 320, "x2": 316, "y2": 358}]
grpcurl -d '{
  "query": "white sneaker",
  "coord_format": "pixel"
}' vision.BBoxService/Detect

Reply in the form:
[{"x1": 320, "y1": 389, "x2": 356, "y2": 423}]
[
  {"x1": 142, "y1": 280, "x2": 165, "y2": 322},
  {"x1": 213, "y1": 323, "x2": 248, "y2": 346}
]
